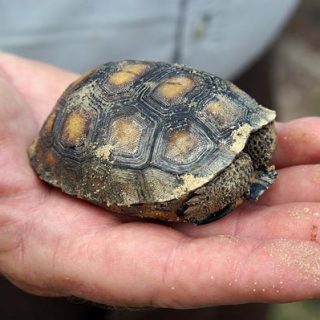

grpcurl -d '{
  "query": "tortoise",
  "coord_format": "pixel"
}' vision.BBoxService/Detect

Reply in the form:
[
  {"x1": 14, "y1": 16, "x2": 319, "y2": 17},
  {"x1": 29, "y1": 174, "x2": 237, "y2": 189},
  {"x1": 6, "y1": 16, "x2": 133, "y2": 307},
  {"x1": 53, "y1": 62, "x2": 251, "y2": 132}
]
[{"x1": 28, "y1": 60, "x2": 277, "y2": 225}]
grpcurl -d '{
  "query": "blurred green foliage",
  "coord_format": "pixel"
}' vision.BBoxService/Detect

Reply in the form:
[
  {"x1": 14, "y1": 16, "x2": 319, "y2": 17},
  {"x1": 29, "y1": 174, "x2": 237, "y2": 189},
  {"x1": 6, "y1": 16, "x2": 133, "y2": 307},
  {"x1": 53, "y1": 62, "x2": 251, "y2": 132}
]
[{"x1": 267, "y1": 300, "x2": 320, "y2": 320}]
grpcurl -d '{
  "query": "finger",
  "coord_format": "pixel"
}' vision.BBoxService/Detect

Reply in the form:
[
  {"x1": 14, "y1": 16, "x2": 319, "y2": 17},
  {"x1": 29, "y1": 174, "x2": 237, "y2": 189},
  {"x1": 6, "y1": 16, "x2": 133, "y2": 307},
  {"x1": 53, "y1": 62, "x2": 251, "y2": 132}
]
[
  {"x1": 0, "y1": 52, "x2": 78, "y2": 126},
  {"x1": 274, "y1": 118, "x2": 320, "y2": 168},
  {"x1": 155, "y1": 236, "x2": 320, "y2": 307},
  {"x1": 257, "y1": 164, "x2": 320, "y2": 205},
  {"x1": 2, "y1": 217, "x2": 320, "y2": 307},
  {"x1": 175, "y1": 202, "x2": 320, "y2": 242}
]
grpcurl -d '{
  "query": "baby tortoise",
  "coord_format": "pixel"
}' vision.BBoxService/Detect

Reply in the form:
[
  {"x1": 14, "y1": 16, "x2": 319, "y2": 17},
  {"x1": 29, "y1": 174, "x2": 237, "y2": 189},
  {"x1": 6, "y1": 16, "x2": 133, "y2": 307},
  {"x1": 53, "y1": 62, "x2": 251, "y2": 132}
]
[{"x1": 29, "y1": 60, "x2": 277, "y2": 224}]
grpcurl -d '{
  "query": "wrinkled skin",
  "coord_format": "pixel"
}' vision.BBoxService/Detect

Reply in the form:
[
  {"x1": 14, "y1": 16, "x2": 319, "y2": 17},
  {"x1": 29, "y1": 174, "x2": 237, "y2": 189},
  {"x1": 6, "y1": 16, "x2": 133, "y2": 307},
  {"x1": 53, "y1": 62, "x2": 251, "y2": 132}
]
[{"x1": 1, "y1": 53, "x2": 320, "y2": 308}]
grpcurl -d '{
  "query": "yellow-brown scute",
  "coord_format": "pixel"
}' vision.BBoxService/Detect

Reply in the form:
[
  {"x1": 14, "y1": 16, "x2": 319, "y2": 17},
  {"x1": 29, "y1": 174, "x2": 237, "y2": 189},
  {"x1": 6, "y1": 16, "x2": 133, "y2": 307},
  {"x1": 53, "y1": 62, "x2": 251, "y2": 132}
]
[
  {"x1": 110, "y1": 117, "x2": 142, "y2": 153},
  {"x1": 155, "y1": 76, "x2": 194, "y2": 102},
  {"x1": 204, "y1": 97, "x2": 237, "y2": 128},
  {"x1": 62, "y1": 112, "x2": 88, "y2": 144},
  {"x1": 165, "y1": 129, "x2": 197, "y2": 160},
  {"x1": 108, "y1": 63, "x2": 148, "y2": 87}
]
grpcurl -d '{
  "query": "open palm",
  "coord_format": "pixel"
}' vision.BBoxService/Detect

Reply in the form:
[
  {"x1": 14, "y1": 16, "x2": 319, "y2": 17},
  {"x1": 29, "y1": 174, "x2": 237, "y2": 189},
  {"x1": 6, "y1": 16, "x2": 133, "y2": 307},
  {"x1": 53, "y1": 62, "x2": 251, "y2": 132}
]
[{"x1": 1, "y1": 53, "x2": 320, "y2": 308}]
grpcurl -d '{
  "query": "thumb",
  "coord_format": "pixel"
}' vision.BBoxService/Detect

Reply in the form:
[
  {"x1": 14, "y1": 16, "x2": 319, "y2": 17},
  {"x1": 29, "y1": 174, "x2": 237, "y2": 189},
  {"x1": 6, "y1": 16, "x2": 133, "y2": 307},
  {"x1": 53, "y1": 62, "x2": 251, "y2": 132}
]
[{"x1": 0, "y1": 53, "x2": 78, "y2": 127}]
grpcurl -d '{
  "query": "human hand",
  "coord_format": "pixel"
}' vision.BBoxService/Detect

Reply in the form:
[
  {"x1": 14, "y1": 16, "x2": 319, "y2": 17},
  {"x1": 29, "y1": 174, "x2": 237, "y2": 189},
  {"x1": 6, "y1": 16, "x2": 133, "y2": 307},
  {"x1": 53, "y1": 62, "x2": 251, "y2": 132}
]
[{"x1": 1, "y1": 53, "x2": 320, "y2": 308}]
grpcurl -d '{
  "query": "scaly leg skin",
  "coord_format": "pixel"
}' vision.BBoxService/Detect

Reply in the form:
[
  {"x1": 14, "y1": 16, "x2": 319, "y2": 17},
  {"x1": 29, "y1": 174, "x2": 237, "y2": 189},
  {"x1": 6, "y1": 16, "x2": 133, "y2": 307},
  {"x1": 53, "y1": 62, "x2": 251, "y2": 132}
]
[
  {"x1": 244, "y1": 122, "x2": 277, "y2": 170},
  {"x1": 181, "y1": 152, "x2": 254, "y2": 224},
  {"x1": 244, "y1": 122, "x2": 277, "y2": 200}
]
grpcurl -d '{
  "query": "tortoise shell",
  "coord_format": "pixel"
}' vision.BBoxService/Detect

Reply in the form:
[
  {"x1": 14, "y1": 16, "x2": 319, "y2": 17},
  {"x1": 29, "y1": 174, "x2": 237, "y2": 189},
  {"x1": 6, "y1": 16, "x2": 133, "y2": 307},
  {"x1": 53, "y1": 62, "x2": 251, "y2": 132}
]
[{"x1": 29, "y1": 60, "x2": 276, "y2": 224}]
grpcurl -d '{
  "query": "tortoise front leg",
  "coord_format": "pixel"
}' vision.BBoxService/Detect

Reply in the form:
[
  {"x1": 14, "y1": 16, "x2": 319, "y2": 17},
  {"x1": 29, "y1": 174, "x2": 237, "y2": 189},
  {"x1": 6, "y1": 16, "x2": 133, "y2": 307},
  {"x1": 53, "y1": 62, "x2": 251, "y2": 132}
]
[{"x1": 180, "y1": 152, "x2": 254, "y2": 224}]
